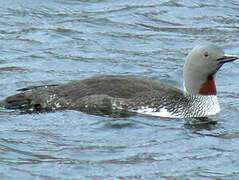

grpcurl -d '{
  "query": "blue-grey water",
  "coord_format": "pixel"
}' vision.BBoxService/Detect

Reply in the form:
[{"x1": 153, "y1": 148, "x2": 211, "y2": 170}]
[{"x1": 0, "y1": 0, "x2": 239, "y2": 179}]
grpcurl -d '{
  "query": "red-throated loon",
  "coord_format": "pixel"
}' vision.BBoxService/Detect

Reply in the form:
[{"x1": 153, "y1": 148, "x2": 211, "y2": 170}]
[{"x1": 1, "y1": 44, "x2": 238, "y2": 118}]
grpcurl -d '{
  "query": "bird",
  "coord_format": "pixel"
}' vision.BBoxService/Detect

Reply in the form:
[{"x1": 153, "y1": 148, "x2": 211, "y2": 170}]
[{"x1": 0, "y1": 44, "x2": 238, "y2": 118}]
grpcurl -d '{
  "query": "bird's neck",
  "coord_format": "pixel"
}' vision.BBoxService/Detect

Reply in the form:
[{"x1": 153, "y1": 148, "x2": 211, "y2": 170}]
[
  {"x1": 199, "y1": 75, "x2": 217, "y2": 95},
  {"x1": 184, "y1": 74, "x2": 217, "y2": 96}
]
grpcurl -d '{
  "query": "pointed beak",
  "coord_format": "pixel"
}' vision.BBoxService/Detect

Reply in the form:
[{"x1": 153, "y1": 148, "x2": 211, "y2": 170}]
[{"x1": 217, "y1": 54, "x2": 239, "y2": 64}]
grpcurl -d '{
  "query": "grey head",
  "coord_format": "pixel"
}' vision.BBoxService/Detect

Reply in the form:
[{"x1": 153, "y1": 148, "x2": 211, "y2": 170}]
[{"x1": 183, "y1": 44, "x2": 238, "y2": 95}]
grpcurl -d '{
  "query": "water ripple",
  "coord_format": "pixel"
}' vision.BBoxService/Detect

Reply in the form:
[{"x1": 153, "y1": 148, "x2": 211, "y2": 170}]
[{"x1": 0, "y1": 0, "x2": 239, "y2": 179}]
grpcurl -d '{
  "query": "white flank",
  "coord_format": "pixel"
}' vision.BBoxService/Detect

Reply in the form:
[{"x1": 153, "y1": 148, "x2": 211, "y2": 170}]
[
  {"x1": 204, "y1": 95, "x2": 220, "y2": 116},
  {"x1": 136, "y1": 106, "x2": 180, "y2": 118}
]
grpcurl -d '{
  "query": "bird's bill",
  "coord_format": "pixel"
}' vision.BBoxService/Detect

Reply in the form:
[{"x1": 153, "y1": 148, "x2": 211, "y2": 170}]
[{"x1": 217, "y1": 54, "x2": 239, "y2": 64}]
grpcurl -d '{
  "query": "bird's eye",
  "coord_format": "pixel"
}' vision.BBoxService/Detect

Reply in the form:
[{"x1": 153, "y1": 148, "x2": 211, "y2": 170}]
[{"x1": 204, "y1": 52, "x2": 209, "y2": 57}]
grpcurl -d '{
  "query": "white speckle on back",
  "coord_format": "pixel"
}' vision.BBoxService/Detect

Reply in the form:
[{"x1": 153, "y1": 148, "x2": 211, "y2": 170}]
[
  {"x1": 54, "y1": 102, "x2": 61, "y2": 108},
  {"x1": 47, "y1": 94, "x2": 56, "y2": 104},
  {"x1": 46, "y1": 94, "x2": 63, "y2": 110}
]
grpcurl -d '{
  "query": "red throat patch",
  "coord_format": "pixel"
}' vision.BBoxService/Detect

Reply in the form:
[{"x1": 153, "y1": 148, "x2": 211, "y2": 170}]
[{"x1": 199, "y1": 75, "x2": 217, "y2": 95}]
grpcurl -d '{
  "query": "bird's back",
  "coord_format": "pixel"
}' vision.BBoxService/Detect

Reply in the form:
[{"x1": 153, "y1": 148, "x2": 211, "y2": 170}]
[{"x1": 1, "y1": 75, "x2": 186, "y2": 115}]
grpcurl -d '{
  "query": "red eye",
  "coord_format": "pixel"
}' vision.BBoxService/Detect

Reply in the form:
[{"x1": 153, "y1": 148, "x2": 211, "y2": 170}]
[{"x1": 204, "y1": 52, "x2": 209, "y2": 57}]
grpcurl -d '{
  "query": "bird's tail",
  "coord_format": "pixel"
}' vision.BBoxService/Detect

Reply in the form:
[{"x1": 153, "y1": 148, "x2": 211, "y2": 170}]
[{"x1": 0, "y1": 93, "x2": 30, "y2": 110}]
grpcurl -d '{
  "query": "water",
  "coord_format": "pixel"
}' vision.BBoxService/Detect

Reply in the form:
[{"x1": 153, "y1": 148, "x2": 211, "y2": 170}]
[{"x1": 0, "y1": 0, "x2": 239, "y2": 179}]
